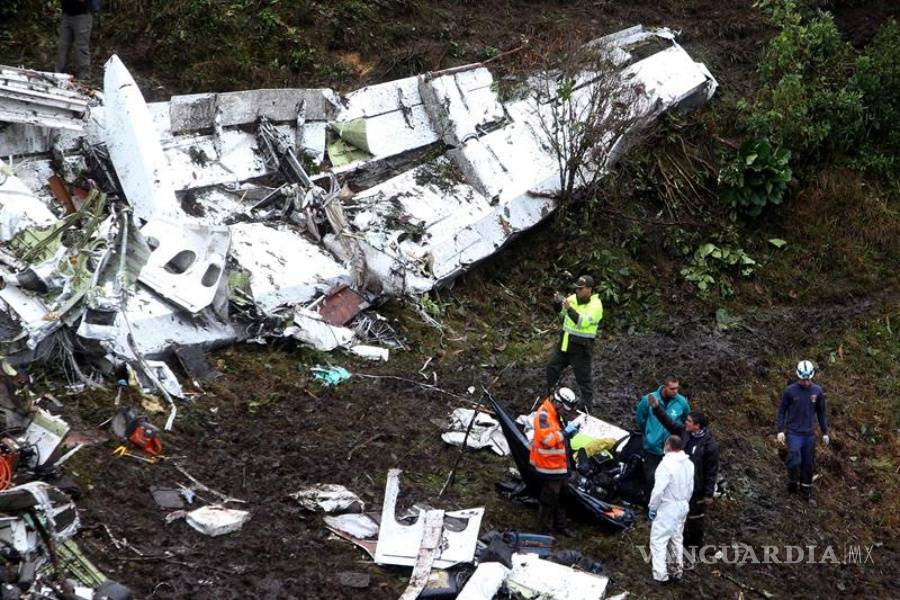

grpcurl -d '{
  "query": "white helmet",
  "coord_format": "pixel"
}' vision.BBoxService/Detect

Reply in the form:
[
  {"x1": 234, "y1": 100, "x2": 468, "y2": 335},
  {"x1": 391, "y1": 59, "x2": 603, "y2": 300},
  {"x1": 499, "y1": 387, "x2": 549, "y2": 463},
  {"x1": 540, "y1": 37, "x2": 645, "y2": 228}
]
[
  {"x1": 796, "y1": 360, "x2": 815, "y2": 380},
  {"x1": 553, "y1": 387, "x2": 578, "y2": 409}
]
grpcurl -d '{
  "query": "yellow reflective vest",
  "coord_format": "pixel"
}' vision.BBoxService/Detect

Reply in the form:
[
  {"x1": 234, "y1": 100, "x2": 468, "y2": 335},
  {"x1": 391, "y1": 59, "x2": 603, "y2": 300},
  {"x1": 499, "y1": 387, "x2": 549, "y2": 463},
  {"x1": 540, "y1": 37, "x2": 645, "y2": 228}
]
[{"x1": 560, "y1": 293, "x2": 603, "y2": 351}]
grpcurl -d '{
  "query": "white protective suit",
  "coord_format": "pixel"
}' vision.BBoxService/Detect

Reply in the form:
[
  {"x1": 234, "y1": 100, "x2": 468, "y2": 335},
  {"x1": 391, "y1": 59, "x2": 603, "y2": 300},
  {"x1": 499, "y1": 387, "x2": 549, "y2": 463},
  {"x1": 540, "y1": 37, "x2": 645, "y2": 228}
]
[{"x1": 648, "y1": 450, "x2": 694, "y2": 581}]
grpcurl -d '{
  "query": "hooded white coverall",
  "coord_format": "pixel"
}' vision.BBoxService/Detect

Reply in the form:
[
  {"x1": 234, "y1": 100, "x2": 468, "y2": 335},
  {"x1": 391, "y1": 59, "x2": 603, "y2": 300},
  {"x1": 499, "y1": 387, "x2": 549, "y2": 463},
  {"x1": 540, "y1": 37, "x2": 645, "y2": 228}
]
[{"x1": 648, "y1": 450, "x2": 694, "y2": 581}]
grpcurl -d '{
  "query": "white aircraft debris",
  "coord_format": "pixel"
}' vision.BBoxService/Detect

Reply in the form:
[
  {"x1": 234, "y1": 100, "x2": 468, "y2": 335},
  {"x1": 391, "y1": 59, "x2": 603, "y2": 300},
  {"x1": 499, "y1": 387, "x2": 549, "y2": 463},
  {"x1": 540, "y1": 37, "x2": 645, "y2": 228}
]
[{"x1": 0, "y1": 25, "x2": 716, "y2": 410}]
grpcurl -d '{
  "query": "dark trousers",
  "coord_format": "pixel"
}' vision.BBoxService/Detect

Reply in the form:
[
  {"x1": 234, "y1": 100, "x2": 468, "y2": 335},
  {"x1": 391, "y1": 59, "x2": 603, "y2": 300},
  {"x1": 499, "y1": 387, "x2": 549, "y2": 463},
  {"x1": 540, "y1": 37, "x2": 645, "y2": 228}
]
[
  {"x1": 786, "y1": 433, "x2": 814, "y2": 496},
  {"x1": 537, "y1": 477, "x2": 567, "y2": 531},
  {"x1": 683, "y1": 501, "x2": 706, "y2": 548},
  {"x1": 546, "y1": 337, "x2": 594, "y2": 409},
  {"x1": 643, "y1": 451, "x2": 663, "y2": 497}
]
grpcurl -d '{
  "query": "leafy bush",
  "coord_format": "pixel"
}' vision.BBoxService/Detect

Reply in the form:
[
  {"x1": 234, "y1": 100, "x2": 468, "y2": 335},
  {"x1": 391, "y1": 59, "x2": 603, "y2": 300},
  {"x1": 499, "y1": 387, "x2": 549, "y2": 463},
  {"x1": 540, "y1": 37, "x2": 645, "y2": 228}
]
[
  {"x1": 851, "y1": 20, "x2": 900, "y2": 175},
  {"x1": 720, "y1": 137, "x2": 792, "y2": 216},
  {"x1": 750, "y1": 0, "x2": 863, "y2": 163},
  {"x1": 745, "y1": 4, "x2": 900, "y2": 177},
  {"x1": 681, "y1": 242, "x2": 757, "y2": 297}
]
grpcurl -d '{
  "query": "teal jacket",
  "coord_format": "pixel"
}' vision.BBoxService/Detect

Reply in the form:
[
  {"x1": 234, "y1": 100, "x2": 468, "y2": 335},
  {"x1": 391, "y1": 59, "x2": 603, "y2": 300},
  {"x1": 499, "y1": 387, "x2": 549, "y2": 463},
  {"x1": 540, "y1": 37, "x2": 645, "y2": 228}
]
[{"x1": 635, "y1": 387, "x2": 691, "y2": 455}]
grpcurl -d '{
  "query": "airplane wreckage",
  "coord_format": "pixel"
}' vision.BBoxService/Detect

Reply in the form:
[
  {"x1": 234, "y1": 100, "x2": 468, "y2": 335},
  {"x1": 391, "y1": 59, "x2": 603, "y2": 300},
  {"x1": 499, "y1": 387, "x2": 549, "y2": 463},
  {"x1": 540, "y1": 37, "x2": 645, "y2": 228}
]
[{"x1": 0, "y1": 27, "x2": 715, "y2": 598}]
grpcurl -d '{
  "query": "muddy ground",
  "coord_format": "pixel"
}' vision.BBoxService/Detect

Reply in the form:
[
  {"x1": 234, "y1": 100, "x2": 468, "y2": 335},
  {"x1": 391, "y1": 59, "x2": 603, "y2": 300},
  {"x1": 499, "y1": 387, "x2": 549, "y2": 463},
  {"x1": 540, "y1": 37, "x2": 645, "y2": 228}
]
[
  {"x1": 56, "y1": 285, "x2": 898, "y2": 599},
  {"x1": 4, "y1": 0, "x2": 899, "y2": 598}
]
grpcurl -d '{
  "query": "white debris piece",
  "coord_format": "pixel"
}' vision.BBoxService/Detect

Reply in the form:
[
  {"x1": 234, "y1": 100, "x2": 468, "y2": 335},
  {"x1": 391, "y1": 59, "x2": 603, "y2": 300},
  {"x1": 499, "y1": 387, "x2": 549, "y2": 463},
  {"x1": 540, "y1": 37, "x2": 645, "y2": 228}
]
[
  {"x1": 506, "y1": 552, "x2": 610, "y2": 599},
  {"x1": 185, "y1": 505, "x2": 251, "y2": 537},
  {"x1": 347, "y1": 344, "x2": 389, "y2": 361},
  {"x1": 291, "y1": 484, "x2": 364, "y2": 513},
  {"x1": 129, "y1": 360, "x2": 184, "y2": 399},
  {"x1": 570, "y1": 412, "x2": 630, "y2": 443},
  {"x1": 375, "y1": 469, "x2": 483, "y2": 569},
  {"x1": 23, "y1": 408, "x2": 70, "y2": 468},
  {"x1": 0, "y1": 161, "x2": 57, "y2": 242},
  {"x1": 103, "y1": 55, "x2": 184, "y2": 223},
  {"x1": 419, "y1": 67, "x2": 504, "y2": 147},
  {"x1": 456, "y1": 562, "x2": 510, "y2": 600},
  {"x1": 285, "y1": 308, "x2": 356, "y2": 351},
  {"x1": 323, "y1": 513, "x2": 379, "y2": 539},
  {"x1": 441, "y1": 408, "x2": 510, "y2": 456},
  {"x1": 228, "y1": 223, "x2": 349, "y2": 313},
  {"x1": 110, "y1": 285, "x2": 239, "y2": 358},
  {"x1": 331, "y1": 76, "x2": 438, "y2": 165},
  {"x1": 0, "y1": 66, "x2": 91, "y2": 130},
  {"x1": 138, "y1": 220, "x2": 230, "y2": 314}
]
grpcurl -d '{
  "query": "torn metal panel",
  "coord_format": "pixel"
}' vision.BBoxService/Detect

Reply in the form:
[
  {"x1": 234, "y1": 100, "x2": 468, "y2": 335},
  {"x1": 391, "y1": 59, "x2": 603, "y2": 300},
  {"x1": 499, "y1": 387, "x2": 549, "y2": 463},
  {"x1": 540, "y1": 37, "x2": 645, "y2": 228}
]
[
  {"x1": 137, "y1": 220, "x2": 230, "y2": 314},
  {"x1": 228, "y1": 223, "x2": 348, "y2": 313},
  {"x1": 418, "y1": 67, "x2": 505, "y2": 147},
  {"x1": 330, "y1": 76, "x2": 439, "y2": 166},
  {"x1": 285, "y1": 308, "x2": 355, "y2": 351},
  {"x1": 108, "y1": 285, "x2": 240, "y2": 358},
  {"x1": 23, "y1": 408, "x2": 70, "y2": 468},
  {"x1": 506, "y1": 552, "x2": 609, "y2": 599},
  {"x1": 291, "y1": 484, "x2": 364, "y2": 513},
  {"x1": 314, "y1": 285, "x2": 370, "y2": 326},
  {"x1": 441, "y1": 408, "x2": 510, "y2": 456},
  {"x1": 0, "y1": 161, "x2": 57, "y2": 242},
  {"x1": 447, "y1": 111, "x2": 560, "y2": 203},
  {"x1": 0, "y1": 66, "x2": 91, "y2": 131},
  {"x1": 323, "y1": 513, "x2": 379, "y2": 539},
  {"x1": 168, "y1": 88, "x2": 340, "y2": 133},
  {"x1": 456, "y1": 562, "x2": 510, "y2": 600},
  {"x1": 103, "y1": 55, "x2": 184, "y2": 223},
  {"x1": 398, "y1": 509, "x2": 444, "y2": 600},
  {"x1": 374, "y1": 469, "x2": 483, "y2": 569}
]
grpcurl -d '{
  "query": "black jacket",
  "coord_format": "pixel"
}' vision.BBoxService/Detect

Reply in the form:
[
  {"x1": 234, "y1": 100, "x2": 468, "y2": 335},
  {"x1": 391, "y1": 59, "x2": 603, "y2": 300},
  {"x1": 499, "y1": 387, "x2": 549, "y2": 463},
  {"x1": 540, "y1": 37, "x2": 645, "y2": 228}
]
[{"x1": 652, "y1": 404, "x2": 719, "y2": 500}]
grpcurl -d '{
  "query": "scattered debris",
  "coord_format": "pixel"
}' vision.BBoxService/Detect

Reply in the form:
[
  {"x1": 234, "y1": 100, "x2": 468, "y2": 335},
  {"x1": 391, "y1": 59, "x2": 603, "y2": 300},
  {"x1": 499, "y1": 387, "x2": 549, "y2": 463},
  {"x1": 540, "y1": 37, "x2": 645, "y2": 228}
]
[
  {"x1": 185, "y1": 505, "x2": 251, "y2": 537},
  {"x1": 457, "y1": 562, "x2": 509, "y2": 600},
  {"x1": 506, "y1": 552, "x2": 609, "y2": 599},
  {"x1": 441, "y1": 407, "x2": 510, "y2": 456},
  {"x1": 0, "y1": 26, "x2": 715, "y2": 412},
  {"x1": 311, "y1": 365, "x2": 352, "y2": 386},
  {"x1": 324, "y1": 513, "x2": 379, "y2": 539},
  {"x1": 291, "y1": 484, "x2": 364, "y2": 513},
  {"x1": 375, "y1": 469, "x2": 484, "y2": 569}
]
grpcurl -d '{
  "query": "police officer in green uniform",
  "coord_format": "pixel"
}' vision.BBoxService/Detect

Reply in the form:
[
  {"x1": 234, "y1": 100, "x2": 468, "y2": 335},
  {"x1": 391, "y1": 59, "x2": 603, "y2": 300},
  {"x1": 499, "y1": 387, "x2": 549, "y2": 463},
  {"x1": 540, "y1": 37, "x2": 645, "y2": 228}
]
[{"x1": 545, "y1": 275, "x2": 604, "y2": 412}]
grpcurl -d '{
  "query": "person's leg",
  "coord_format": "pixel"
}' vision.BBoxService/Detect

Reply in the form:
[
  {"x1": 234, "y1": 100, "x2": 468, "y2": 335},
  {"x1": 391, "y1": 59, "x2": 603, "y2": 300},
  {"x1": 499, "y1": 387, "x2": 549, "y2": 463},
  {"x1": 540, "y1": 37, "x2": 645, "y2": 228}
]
[
  {"x1": 537, "y1": 478, "x2": 562, "y2": 532},
  {"x1": 71, "y1": 14, "x2": 93, "y2": 78},
  {"x1": 545, "y1": 339, "x2": 570, "y2": 393},
  {"x1": 683, "y1": 501, "x2": 706, "y2": 548},
  {"x1": 571, "y1": 344, "x2": 594, "y2": 412},
  {"x1": 669, "y1": 506, "x2": 688, "y2": 579},
  {"x1": 785, "y1": 434, "x2": 803, "y2": 493},
  {"x1": 799, "y1": 434, "x2": 814, "y2": 499},
  {"x1": 56, "y1": 15, "x2": 75, "y2": 73},
  {"x1": 643, "y1": 451, "x2": 662, "y2": 496},
  {"x1": 649, "y1": 508, "x2": 674, "y2": 581},
  {"x1": 552, "y1": 479, "x2": 568, "y2": 531}
]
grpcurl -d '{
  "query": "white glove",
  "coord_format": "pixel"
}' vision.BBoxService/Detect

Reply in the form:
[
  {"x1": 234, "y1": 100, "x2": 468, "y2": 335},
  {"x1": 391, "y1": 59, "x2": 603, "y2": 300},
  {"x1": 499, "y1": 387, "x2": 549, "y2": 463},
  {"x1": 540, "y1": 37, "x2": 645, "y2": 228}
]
[
  {"x1": 822, "y1": 434, "x2": 830, "y2": 446},
  {"x1": 776, "y1": 432, "x2": 785, "y2": 445}
]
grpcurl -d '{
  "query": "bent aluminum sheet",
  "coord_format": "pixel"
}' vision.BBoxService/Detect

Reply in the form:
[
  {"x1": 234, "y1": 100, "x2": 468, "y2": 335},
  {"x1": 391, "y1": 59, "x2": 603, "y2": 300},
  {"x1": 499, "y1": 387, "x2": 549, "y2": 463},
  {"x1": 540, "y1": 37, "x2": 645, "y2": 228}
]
[
  {"x1": 375, "y1": 469, "x2": 483, "y2": 569},
  {"x1": 0, "y1": 66, "x2": 90, "y2": 131},
  {"x1": 103, "y1": 55, "x2": 184, "y2": 223},
  {"x1": 507, "y1": 552, "x2": 609, "y2": 599},
  {"x1": 138, "y1": 220, "x2": 230, "y2": 314},
  {"x1": 228, "y1": 223, "x2": 348, "y2": 313},
  {"x1": 0, "y1": 161, "x2": 57, "y2": 242}
]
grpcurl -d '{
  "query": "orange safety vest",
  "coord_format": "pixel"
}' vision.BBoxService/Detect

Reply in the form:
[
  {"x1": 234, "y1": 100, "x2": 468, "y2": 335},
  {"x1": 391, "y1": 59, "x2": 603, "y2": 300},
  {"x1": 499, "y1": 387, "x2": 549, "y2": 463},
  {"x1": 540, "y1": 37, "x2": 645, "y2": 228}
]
[{"x1": 529, "y1": 398, "x2": 569, "y2": 476}]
